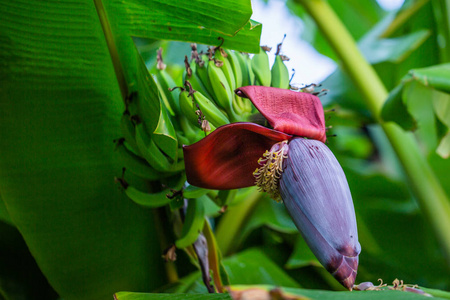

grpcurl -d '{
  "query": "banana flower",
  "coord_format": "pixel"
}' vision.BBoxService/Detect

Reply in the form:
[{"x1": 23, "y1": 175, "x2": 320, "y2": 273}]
[{"x1": 183, "y1": 86, "x2": 361, "y2": 290}]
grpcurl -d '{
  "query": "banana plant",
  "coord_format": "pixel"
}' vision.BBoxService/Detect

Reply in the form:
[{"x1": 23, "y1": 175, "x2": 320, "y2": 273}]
[{"x1": 0, "y1": 0, "x2": 260, "y2": 299}]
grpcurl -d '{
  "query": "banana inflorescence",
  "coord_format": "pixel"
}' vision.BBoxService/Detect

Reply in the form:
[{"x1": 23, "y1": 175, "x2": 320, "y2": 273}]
[{"x1": 115, "y1": 41, "x2": 293, "y2": 254}]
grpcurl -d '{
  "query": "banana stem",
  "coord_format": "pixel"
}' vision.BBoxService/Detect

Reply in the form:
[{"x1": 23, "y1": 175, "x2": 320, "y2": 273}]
[
  {"x1": 216, "y1": 188, "x2": 262, "y2": 256},
  {"x1": 93, "y1": 0, "x2": 128, "y2": 102},
  {"x1": 296, "y1": 0, "x2": 450, "y2": 264},
  {"x1": 152, "y1": 208, "x2": 179, "y2": 283},
  {"x1": 380, "y1": 0, "x2": 430, "y2": 38}
]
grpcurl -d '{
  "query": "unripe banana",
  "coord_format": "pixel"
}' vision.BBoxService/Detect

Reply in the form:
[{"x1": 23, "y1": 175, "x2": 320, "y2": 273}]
[
  {"x1": 179, "y1": 89, "x2": 200, "y2": 128},
  {"x1": 120, "y1": 111, "x2": 141, "y2": 155},
  {"x1": 135, "y1": 122, "x2": 182, "y2": 172},
  {"x1": 193, "y1": 90, "x2": 230, "y2": 127},
  {"x1": 224, "y1": 49, "x2": 243, "y2": 89},
  {"x1": 116, "y1": 177, "x2": 174, "y2": 208},
  {"x1": 271, "y1": 54, "x2": 290, "y2": 89},
  {"x1": 195, "y1": 54, "x2": 216, "y2": 97},
  {"x1": 183, "y1": 56, "x2": 214, "y2": 100},
  {"x1": 207, "y1": 59, "x2": 239, "y2": 122},
  {"x1": 251, "y1": 46, "x2": 272, "y2": 87},
  {"x1": 179, "y1": 115, "x2": 205, "y2": 144},
  {"x1": 235, "y1": 51, "x2": 255, "y2": 87},
  {"x1": 155, "y1": 69, "x2": 179, "y2": 116},
  {"x1": 115, "y1": 139, "x2": 163, "y2": 181},
  {"x1": 214, "y1": 48, "x2": 236, "y2": 92},
  {"x1": 155, "y1": 48, "x2": 180, "y2": 115},
  {"x1": 179, "y1": 88, "x2": 222, "y2": 131},
  {"x1": 183, "y1": 184, "x2": 210, "y2": 199}
]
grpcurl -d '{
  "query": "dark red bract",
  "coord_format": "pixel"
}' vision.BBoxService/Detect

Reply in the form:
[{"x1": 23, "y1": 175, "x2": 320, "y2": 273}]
[{"x1": 183, "y1": 86, "x2": 326, "y2": 189}]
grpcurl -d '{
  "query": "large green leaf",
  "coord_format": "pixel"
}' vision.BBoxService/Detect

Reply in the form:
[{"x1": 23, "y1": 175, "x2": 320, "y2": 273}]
[
  {"x1": 138, "y1": 0, "x2": 252, "y2": 36},
  {"x1": 115, "y1": 293, "x2": 231, "y2": 300},
  {"x1": 381, "y1": 64, "x2": 450, "y2": 157},
  {"x1": 0, "y1": 194, "x2": 12, "y2": 225},
  {"x1": 103, "y1": 0, "x2": 261, "y2": 53},
  {"x1": 318, "y1": 1, "x2": 440, "y2": 118},
  {"x1": 0, "y1": 221, "x2": 58, "y2": 299},
  {"x1": 115, "y1": 284, "x2": 450, "y2": 299},
  {"x1": 119, "y1": 248, "x2": 301, "y2": 295},
  {"x1": 0, "y1": 1, "x2": 167, "y2": 299},
  {"x1": 223, "y1": 248, "x2": 301, "y2": 288},
  {"x1": 238, "y1": 196, "x2": 297, "y2": 240},
  {"x1": 342, "y1": 165, "x2": 449, "y2": 288}
]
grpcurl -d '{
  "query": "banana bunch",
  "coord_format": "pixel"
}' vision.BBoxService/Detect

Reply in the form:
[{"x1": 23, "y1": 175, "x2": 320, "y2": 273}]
[
  {"x1": 177, "y1": 42, "x2": 291, "y2": 134},
  {"x1": 115, "y1": 42, "x2": 292, "y2": 205},
  {"x1": 115, "y1": 43, "x2": 292, "y2": 253}
]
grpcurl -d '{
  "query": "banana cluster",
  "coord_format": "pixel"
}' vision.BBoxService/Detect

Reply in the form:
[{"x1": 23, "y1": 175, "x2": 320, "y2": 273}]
[
  {"x1": 115, "y1": 42, "x2": 291, "y2": 231},
  {"x1": 174, "y1": 43, "x2": 291, "y2": 138}
]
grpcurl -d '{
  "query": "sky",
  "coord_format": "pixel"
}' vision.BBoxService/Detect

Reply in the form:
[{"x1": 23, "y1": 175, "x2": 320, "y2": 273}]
[{"x1": 250, "y1": 0, "x2": 405, "y2": 85}]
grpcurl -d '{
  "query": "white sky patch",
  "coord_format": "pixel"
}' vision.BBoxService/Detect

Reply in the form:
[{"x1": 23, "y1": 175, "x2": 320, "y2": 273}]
[
  {"x1": 377, "y1": 0, "x2": 404, "y2": 11},
  {"x1": 250, "y1": 0, "x2": 336, "y2": 85},
  {"x1": 250, "y1": 0, "x2": 405, "y2": 85}
]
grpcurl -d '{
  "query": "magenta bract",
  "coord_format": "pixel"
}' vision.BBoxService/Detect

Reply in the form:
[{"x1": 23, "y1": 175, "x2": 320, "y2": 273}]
[
  {"x1": 236, "y1": 86, "x2": 327, "y2": 143},
  {"x1": 183, "y1": 123, "x2": 291, "y2": 190}
]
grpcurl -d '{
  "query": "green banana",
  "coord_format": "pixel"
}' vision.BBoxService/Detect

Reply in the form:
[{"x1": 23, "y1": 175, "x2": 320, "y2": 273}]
[
  {"x1": 176, "y1": 131, "x2": 191, "y2": 146},
  {"x1": 195, "y1": 54, "x2": 216, "y2": 97},
  {"x1": 155, "y1": 68, "x2": 180, "y2": 116},
  {"x1": 179, "y1": 115, "x2": 205, "y2": 143},
  {"x1": 115, "y1": 139, "x2": 163, "y2": 181},
  {"x1": 183, "y1": 184, "x2": 210, "y2": 199},
  {"x1": 251, "y1": 46, "x2": 272, "y2": 87},
  {"x1": 135, "y1": 122, "x2": 175, "y2": 172},
  {"x1": 184, "y1": 56, "x2": 214, "y2": 100},
  {"x1": 235, "y1": 51, "x2": 254, "y2": 87},
  {"x1": 155, "y1": 47, "x2": 180, "y2": 115},
  {"x1": 179, "y1": 89, "x2": 201, "y2": 128},
  {"x1": 193, "y1": 90, "x2": 230, "y2": 128},
  {"x1": 179, "y1": 88, "x2": 220, "y2": 132},
  {"x1": 271, "y1": 54, "x2": 290, "y2": 89},
  {"x1": 207, "y1": 59, "x2": 239, "y2": 122},
  {"x1": 214, "y1": 48, "x2": 236, "y2": 93},
  {"x1": 120, "y1": 111, "x2": 141, "y2": 155},
  {"x1": 232, "y1": 52, "x2": 254, "y2": 113},
  {"x1": 116, "y1": 177, "x2": 173, "y2": 208},
  {"x1": 175, "y1": 197, "x2": 206, "y2": 248},
  {"x1": 224, "y1": 49, "x2": 243, "y2": 89}
]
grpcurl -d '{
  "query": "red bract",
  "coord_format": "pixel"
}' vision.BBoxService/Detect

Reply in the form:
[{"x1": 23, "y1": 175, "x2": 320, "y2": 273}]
[
  {"x1": 236, "y1": 86, "x2": 326, "y2": 143},
  {"x1": 184, "y1": 123, "x2": 292, "y2": 190},
  {"x1": 183, "y1": 86, "x2": 326, "y2": 189}
]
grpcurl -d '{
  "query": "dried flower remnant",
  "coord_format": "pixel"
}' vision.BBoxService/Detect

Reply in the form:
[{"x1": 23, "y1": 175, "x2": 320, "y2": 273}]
[
  {"x1": 162, "y1": 244, "x2": 177, "y2": 262},
  {"x1": 354, "y1": 278, "x2": 432, "y2": 297}
]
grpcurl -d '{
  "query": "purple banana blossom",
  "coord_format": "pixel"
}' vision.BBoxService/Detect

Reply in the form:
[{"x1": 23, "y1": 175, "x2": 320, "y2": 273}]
[
  {"x1": 183, "y1": 86, "x2": 361, "y2": 289},
  {"x1": 280, "y1": 138, "x2": 360, "y2": 288}
]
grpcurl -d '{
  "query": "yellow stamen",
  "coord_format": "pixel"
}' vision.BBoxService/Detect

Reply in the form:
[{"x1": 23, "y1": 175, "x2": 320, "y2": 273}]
[{"x1": 254, "y1": 140, "x2": 289, "y2": 201}]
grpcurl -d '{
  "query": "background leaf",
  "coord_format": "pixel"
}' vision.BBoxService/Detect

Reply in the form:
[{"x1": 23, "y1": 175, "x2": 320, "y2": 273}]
[
  {"x1": 0, "y1": 1, "x2": 167, "y2": 299},
  {"x1": 103, "y1": 0, "x2": 262, "y2": 53}
]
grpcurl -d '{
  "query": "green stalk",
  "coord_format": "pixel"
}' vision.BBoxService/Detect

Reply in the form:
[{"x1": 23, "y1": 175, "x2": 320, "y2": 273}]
[
  {"x1": 296, "y1": 0, "x2": 450, "y2": 264},
  {"x1": 93, "y1": 0, "x2": 128, "y2": 101},
  {"x1": 380, "y1": 0, "x2": 430, "y2": 38},
  {"x1": 216, "y1": 188, "x2": 262, "y2": 256}
]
